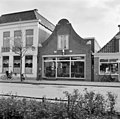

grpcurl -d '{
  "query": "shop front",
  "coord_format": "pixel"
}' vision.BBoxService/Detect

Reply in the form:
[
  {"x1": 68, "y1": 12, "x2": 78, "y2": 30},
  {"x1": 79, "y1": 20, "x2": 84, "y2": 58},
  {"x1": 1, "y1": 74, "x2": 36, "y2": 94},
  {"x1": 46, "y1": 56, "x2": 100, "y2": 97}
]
[
  {"x1": 42, "y1": 55, "x2": 85, "y2": 79},
  {"x1": 38, "y1": 19, "x2": 95, "y2": 81},
  {"x1": 94, "y1": 53, "x2": 120, "y2": 82}
]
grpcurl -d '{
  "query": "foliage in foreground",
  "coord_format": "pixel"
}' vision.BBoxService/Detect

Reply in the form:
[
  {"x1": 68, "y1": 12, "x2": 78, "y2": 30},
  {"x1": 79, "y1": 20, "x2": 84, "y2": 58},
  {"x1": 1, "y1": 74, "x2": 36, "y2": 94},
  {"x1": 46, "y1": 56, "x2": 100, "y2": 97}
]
[{"x1": 0, "y1": 89, "x2": 118, "y2": 119}]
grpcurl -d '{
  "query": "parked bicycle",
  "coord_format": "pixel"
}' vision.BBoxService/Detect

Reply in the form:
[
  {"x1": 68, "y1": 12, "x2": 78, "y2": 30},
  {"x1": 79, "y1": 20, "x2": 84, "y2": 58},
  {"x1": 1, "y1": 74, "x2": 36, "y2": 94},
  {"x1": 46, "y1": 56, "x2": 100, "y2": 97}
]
[{"x1": 0, "y1": 71, "x2": 14, "y2": 80}]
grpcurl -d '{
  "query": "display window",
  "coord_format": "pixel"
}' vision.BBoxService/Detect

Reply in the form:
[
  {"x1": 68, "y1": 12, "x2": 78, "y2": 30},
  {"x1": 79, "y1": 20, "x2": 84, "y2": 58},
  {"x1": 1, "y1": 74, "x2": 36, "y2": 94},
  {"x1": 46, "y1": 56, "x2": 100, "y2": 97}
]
[{"x1": 43, "y1": 55, "x2": 85, "y2": 79}]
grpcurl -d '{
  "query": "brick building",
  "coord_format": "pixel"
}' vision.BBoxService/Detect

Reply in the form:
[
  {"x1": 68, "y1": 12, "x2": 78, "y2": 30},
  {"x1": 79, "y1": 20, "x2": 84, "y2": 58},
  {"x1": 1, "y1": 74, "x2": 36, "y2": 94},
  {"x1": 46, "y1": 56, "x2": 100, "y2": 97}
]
[
  {"x1": 38, "y1": 19, "x2": 100, "y2": 81},
  {"x1": 94, "y1": 25, "x2": 120, "y2": 81}
]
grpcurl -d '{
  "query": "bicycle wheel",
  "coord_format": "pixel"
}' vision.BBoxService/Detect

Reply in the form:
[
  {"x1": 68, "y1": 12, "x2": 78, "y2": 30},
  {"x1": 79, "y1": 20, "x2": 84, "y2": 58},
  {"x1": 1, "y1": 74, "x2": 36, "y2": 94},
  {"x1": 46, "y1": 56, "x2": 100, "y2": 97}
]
[{"x1": 0, "y1": 75, "x2": 7, "y2": 80}]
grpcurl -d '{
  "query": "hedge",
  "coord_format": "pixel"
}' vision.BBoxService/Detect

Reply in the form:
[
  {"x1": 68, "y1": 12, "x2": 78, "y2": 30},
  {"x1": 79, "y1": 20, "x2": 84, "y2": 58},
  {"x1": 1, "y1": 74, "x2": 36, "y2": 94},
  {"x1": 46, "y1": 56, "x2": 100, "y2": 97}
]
[{"x1": 0, "y1": 89, "x2": 118, "y2": 119}]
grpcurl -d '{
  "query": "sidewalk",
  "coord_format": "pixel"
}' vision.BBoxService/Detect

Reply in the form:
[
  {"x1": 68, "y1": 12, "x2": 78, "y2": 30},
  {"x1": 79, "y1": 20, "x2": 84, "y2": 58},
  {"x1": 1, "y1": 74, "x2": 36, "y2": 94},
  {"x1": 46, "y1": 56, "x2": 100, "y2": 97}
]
[{"x1": 0, "y1": 78, "x2": 120, "y2": 88}]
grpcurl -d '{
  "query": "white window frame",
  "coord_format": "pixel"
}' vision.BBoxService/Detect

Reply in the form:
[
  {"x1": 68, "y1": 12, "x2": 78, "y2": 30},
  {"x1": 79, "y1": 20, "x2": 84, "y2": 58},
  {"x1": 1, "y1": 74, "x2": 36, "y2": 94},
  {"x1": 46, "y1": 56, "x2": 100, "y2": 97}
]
[
  {"x1": 14, "y1": 30, "x2": 22, "y2": 47},
  {"x1": 25, "y1": 55, "x2": 33, "y2": 74},
  {"x1": 42, "y1": 54, "x2": 86, "y2": 79},
  {"x1": 26, "y1": 29, "x2": 34, "y2": 47},
  {"x1": 57, "y1": 35, "x2": 69, "y2": 50},
  {"x1": 3, "y1": 31, "x2": 10, "y2": 47},
  {"x1": 99, "y1": 58, "x2": 119, "y2": 75}
]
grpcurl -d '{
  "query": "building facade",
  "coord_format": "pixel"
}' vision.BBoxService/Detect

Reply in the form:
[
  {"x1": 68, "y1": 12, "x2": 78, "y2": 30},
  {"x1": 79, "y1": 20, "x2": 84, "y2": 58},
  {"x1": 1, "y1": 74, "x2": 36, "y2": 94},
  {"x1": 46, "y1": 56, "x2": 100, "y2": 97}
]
[
  {"x1": 94, "y1": 25, "x2": 120, "y2": 81},
  {"x1": 38, "y1": 19, "x2": 100, "y2": 81},
  {"x1": 0, "y1": 9, "x2": 55, "y2": 79}
]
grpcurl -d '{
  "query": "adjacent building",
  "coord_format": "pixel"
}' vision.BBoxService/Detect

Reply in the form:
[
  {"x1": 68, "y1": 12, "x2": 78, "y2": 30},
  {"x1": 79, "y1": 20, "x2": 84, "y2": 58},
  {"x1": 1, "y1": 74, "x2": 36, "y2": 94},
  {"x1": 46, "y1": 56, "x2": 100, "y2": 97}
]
[
  {"x1": 94, "y1": 25, "x2": 120, "y2": 81},
  {"x1": 38, "y1": 19, "x2": 100, "y2": 81},
  {"x1": 0, "y1": 9, "x2": 55, "y2": 79}
]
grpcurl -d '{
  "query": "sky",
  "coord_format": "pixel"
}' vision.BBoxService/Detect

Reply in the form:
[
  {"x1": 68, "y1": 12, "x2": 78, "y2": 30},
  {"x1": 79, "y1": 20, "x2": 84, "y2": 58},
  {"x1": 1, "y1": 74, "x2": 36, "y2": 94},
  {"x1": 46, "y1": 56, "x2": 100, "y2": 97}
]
[{"x1": 0, "y1": 0, "x2": 120, "y2": 47}]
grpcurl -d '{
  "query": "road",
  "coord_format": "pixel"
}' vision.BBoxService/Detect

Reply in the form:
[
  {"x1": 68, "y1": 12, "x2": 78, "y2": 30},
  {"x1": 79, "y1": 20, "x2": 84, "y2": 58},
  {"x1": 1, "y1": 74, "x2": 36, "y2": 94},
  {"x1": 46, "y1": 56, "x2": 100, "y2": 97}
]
[{"x1": 0, "y1": 82, "x2": 120, "y2": 111}]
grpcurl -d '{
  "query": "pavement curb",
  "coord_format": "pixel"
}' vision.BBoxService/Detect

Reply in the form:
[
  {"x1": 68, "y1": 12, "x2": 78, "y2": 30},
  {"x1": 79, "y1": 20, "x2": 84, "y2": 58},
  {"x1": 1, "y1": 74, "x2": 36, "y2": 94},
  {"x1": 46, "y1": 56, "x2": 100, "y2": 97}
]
[{"x1": 0, "y1": 80, "x2": 120, "y2": 88}]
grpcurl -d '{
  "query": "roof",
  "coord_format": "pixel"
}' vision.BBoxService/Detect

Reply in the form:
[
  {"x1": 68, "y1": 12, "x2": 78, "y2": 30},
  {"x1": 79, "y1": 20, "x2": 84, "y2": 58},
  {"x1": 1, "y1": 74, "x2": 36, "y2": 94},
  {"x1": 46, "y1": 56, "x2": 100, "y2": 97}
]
[
  {"x1": 98, "y1": 32, "x2": 120, "y2": 53},
  {"x1": 0, "y1": 9, "x2": 55, "y2": 31}
]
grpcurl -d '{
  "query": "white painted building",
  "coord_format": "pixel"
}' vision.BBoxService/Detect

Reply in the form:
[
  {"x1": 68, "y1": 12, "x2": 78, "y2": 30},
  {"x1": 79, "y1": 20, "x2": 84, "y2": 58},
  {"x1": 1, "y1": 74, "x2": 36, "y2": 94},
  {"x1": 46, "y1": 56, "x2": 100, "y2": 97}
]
[{"x1": 0, "y1": 9, "x2": 54, "y2": 79}]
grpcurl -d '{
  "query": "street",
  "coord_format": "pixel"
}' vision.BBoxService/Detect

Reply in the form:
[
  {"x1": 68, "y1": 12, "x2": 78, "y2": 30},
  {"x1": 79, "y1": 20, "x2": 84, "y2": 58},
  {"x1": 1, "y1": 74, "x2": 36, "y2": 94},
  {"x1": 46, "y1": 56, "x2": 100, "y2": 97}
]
[{"x1": 0, "y1": 82, "x2": 120, "y2": 112}]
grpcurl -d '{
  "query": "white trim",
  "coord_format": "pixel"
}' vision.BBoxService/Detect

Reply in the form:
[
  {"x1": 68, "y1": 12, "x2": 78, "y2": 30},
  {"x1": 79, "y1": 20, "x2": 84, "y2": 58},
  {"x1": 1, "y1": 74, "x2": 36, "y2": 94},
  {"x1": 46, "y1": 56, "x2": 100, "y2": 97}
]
[
  {"x1": 94, "y1": 52, "x2": 120, "y2": 57},
  {"x1": 42, "y1": 54, "x2": 86, "y2": 57},
  {"x1": 0, "y1": 20, "x2": 38, "y2": 27},
  {"x1": 42, "y1": 77, "x2": 85, "y2": 80},
  {"x1": 98, "y1": 58, "x2": 119, "y2": 75}
]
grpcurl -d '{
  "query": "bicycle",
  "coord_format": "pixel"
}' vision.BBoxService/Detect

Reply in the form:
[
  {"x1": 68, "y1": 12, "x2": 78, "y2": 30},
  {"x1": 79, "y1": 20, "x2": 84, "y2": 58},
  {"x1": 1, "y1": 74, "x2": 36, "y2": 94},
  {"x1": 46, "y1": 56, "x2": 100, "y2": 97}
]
[
  {"x1": 0, "y1": 71, "x2": 15, "y2": 80},
  {"x1": 0, "y1": 74, "x2": 7, "y2": 80}
]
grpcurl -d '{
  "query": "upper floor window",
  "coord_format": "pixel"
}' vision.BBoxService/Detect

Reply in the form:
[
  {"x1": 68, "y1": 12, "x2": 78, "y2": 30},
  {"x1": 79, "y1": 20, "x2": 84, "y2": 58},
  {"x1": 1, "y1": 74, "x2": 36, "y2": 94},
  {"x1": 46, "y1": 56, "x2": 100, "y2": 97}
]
[
  {"x1": 14, "y1": 30, "x2": 22, "y2": 47},
  {"x1": 57, "y1": 35, "x2": 69, "y2": 50},
  {"x1": 3, "y1": 31, "x2": 10, "y2": 47},
  {"x1": 26, "y1": 29, "x2": 33, "y2": 47}
]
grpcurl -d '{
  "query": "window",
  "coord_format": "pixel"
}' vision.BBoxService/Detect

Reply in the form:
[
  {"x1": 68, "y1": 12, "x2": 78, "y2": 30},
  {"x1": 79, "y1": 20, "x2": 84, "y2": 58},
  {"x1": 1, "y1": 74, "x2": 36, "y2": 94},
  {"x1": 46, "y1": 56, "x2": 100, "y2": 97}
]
[
  {"x1": 43, "y1": 55, "x2": 85, "y2": 78},
  {"x1": 14, "y1": 30, "x2": 22, "y2": 47},
  {"x1": 3, "y1": 56, "x2": 9, "y2": 73},
  {"x1": 26, "y1": 29, "x2": 33, "y2": 47},
  {"x1": 99, "y1": 59, "x2": 118, "y2": 75},
  {"x1": 71, "y1": 56, "x2": 85, "y2": 78},
  {"x1": 58, "y1": 35, "x2": 69, "y2": 50},
  {"x1": 57, "y1": 57, "x2": 70, "y2": 77},
  {"x1": 25, "y1": 55, "x2": 33, "y2": 73},
  {"x1": 44, "y1": 57, "x2": 56, "y2": 77},
  {"x1": 13, "y1": 56, "x2": 20, "y2": 74},
  {"x1": 3, "y1": 31, "x2": 10, "y2": 47}
]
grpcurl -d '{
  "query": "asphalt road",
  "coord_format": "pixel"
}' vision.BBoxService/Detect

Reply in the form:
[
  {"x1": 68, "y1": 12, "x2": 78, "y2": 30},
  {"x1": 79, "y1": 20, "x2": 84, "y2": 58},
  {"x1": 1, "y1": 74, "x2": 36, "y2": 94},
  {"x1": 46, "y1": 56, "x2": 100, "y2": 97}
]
[{"x1": 0, "y1": 82, "x2": 120, "y2": 112}]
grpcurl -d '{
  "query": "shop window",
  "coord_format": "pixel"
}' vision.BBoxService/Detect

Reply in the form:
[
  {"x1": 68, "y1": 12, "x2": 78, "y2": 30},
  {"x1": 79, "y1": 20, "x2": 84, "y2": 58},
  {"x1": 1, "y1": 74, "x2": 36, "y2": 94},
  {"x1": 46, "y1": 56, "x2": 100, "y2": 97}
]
[
  {"x1": 26, "y1": 29, "x2": 33, "y2": 47},
  {"x1": 43, "y1": 55, "x2": 85, "y2": 79},
  {"x1": 44, "y1": 57, "x2": 56, "y2": 77},
  {"x1": 71, "y1": 61, "x2": 84, "y2": 78},
  {"x1": 57, "y1": 35, "x2": 69, "y2": 50},
  {"x1": 57, "y1": 61, "x2": 70, "y2": 77},
  {"x1": 100, "y1": 59, "x2": 118, "y2": 74},
  {"x1": 3, "y1": 56, "x2": 9, "y2": 73},
  {"x1": 14, "y1": 30, "x2": 22, "y2": 47},
  {"x1": 71, "y1": 56, "x2": 85, "y2": 60},
  {"x1": 13, "y1": 56, "x2": 20, "y2": 74},
  {"x1": 57, "y1": 57, "x2": 70, "y2": 77},
  {"x1": 3, "y1": 31, "x2": 10, "y2": 47},
  {"x1": 25, "y1": 55, "x2": 33, "y2": 74}
]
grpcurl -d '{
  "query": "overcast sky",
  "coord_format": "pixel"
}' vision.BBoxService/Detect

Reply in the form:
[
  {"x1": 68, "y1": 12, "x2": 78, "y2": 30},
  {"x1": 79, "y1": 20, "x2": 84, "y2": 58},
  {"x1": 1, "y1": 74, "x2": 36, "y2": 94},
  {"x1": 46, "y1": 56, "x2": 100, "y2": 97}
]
[{"x1": 0, "y1": 0, "x2": 120, "y2": 47}]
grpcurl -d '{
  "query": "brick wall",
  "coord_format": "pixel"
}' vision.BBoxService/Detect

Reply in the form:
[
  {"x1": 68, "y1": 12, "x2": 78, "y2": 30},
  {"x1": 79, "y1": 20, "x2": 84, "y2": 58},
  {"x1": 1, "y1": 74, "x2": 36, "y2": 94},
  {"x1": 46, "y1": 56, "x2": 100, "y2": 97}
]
[
  {"x1": 38, "y1": 19, "x2": 92, "y2": 81},
  {"x1": 94, "y1": 57, "x2": 99, "y2": 81}
]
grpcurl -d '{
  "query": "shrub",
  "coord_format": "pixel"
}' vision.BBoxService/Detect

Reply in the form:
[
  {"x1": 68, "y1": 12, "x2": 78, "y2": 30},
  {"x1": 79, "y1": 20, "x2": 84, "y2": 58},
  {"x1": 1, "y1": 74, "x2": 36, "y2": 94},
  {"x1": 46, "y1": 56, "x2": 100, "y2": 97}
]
[{"x1": 0, "y1": 89, "x2": 118, "y2": 119}]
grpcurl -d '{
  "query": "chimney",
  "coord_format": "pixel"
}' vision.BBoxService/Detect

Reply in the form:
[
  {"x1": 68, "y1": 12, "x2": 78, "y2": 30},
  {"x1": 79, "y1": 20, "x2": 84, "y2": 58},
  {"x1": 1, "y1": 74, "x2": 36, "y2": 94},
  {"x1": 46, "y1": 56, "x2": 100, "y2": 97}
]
[
  {"x1": 118, "y1": 25, "x2": 120, "y2": 31},
  {"x1": 34, "y1": 9, "x2": 38, "y2": 12}
]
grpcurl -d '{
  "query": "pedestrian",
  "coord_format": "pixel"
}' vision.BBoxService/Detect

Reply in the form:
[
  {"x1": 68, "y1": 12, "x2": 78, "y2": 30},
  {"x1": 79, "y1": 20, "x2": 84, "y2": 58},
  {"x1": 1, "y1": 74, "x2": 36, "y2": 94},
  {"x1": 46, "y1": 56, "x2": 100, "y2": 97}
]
[{"x1": 21, "y1": 74, "x2": 25, "y2": 80}]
